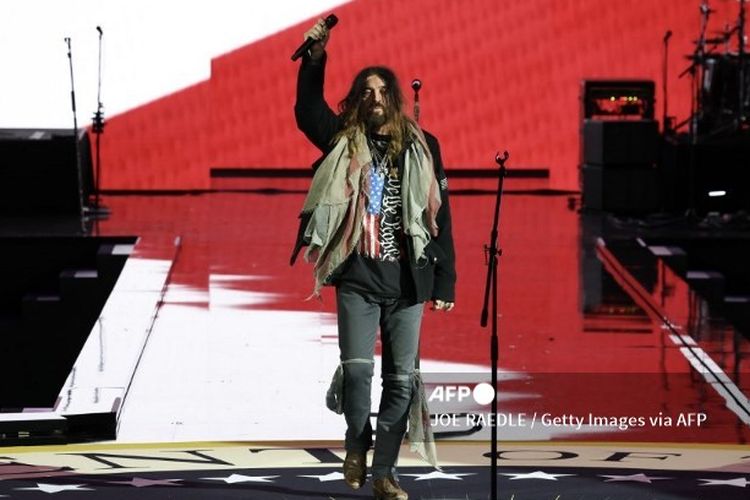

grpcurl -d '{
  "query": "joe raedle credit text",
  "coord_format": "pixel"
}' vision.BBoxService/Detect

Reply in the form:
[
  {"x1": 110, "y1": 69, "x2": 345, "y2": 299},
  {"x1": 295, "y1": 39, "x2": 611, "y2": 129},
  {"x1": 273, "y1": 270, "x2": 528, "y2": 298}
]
[{"x1": 430, "y1": 412, "x2": 708, "y2": 431}]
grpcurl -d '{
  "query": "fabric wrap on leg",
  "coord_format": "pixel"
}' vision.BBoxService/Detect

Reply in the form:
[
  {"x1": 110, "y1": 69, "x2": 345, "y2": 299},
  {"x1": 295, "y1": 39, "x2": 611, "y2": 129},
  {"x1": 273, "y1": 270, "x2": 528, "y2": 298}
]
[
  {"x1": 325, "y1": 364, "x2": 344, "y2": 414},
  {"x1": 326, "y1": 359, "x2": 374, "y2": 414},
  {"x1": 407, "y1": 370, "x2": 440, "y2": 469}
]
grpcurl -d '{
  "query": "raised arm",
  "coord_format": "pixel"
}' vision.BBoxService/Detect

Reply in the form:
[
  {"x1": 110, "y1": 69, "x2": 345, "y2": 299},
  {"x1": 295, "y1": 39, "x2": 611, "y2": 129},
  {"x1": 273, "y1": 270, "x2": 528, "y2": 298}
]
[{"x1": 294, "y1": 19, "x2": 341, "y2": 153}]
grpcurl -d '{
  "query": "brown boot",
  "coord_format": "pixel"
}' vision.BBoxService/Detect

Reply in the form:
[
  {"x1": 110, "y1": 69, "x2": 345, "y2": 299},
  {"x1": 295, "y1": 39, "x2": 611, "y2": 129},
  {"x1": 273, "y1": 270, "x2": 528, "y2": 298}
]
[
  {"x1": 342, "y1": 451, "x2": 367, "y2": 489},
  {"x1": 372, "y1": 476, "x2": 408, "y2": 500}
]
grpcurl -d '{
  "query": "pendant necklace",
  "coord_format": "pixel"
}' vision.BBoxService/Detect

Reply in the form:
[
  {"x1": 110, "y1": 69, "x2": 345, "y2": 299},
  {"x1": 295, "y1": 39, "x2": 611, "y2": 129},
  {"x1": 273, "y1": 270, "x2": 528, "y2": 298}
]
[{"x1": 369, "y1": 140, "x2": 388, "y2": 178}]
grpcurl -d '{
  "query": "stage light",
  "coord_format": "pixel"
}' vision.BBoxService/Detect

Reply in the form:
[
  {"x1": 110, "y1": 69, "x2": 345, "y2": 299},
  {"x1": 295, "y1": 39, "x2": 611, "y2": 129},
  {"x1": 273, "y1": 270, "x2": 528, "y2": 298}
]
[{"x1": 708, "y1": 190, "x2": 727, "y2": 197}]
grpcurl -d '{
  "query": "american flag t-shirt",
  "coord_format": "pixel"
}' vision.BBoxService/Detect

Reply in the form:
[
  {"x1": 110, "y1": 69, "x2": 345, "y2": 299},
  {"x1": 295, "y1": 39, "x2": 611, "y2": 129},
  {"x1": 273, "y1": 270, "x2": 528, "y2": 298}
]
[
  {"x1": 360, "y1": 163, "x2": 402, "y2": 261},
  {"x1": 362, "y1": 166, "x2": 385, "y2": 258}
]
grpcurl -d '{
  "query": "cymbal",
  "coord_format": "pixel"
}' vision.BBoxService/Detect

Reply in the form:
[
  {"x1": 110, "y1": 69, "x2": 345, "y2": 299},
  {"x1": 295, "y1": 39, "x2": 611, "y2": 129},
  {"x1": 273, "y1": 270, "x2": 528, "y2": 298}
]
[
  {"x1": 684, "y1": 53, "x2": 721, "y2": 60},
  {"x1": 712, "y1": 28, "x2": 737, "y2": 36},
  {"x1": 694, "y1": 38, "x2": 730, "y2": 44},
  {"x1": 684, "y1": 52, "x2": 750, "y2": 61}
]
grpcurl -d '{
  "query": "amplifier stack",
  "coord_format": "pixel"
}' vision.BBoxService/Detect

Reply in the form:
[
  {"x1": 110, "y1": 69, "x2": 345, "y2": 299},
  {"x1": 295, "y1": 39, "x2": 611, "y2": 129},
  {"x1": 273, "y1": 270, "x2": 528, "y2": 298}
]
[{"x1": 580, "y1": 80, "x2": 660, "y2": 214}]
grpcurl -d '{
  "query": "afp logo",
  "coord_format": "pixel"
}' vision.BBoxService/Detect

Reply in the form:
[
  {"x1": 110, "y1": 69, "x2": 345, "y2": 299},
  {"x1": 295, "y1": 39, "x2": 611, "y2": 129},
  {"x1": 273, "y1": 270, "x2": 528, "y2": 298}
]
[{"x1": 428, "y1": 383, "x2": 495, "y2": 405}]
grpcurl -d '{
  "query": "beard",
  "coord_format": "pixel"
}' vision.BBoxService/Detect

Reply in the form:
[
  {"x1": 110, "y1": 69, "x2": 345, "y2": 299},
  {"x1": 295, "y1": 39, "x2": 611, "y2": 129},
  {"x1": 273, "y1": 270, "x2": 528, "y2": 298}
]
[{"x1": 365, "y1": 104, "x2": 389, "y2": 129}]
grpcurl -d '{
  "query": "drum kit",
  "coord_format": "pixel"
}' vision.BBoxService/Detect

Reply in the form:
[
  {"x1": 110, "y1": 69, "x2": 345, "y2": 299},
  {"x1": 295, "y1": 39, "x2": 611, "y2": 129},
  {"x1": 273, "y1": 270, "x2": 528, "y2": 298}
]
[{"x1": 681, "y1": 0, "x2": 748, "y2": 137}]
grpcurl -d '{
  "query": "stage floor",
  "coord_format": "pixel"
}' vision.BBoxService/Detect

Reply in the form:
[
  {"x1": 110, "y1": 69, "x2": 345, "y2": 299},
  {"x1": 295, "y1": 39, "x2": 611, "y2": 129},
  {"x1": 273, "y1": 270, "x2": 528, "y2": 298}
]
[
  {"x1": 87, "y1": 189, "x2": 750, "y2": 444},
  {"x1": 4, "y1": 187, "x2": 749, "y2": 498},
  {"x1": 2, "y1": 440, "x2": 749, "y2": 498}
]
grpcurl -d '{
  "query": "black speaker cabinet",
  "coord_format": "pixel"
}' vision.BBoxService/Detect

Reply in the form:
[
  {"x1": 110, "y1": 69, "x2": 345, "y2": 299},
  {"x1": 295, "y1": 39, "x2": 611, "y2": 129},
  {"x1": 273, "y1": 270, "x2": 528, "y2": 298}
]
[
  {"x1": 661, "y1": 136, "x2": 750, "y2": 214},
  {"x1": 581, "y1": 163, "x2": 660, "y2": 214},
  {"x1": 582, "y1": 120, "x2": 659, "y2": 166},
  {"x1": 0, "y1": 128, "x2": 92, "y2": 215}
]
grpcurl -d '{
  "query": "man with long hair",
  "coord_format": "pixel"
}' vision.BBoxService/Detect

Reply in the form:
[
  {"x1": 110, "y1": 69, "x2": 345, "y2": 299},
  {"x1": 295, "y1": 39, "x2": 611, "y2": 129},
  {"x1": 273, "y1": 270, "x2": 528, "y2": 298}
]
[{"x1": 291, "y1": 18, "x2": 456, "y2": 500}]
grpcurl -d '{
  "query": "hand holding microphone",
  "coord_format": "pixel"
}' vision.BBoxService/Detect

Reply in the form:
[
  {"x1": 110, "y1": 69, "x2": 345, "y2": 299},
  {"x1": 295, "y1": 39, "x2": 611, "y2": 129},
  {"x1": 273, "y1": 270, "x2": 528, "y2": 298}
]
[{"x1": 292, "y1": 15, "x2": 338, "y2": 61}]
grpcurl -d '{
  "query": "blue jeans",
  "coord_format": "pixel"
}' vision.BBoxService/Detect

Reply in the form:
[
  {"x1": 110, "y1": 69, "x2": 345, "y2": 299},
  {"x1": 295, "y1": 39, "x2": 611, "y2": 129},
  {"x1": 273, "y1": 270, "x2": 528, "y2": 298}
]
[{"x1": 336, "y1": 287, "x2": 423, "y2": 480}]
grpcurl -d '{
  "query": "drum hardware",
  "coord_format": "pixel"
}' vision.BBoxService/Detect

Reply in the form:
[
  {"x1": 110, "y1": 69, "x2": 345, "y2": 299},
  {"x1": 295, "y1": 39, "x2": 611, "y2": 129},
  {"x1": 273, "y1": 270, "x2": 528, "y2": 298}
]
[
  {"x1": 674, "y1": 0, "x2": 749, "y2": 216},
  {"x1": 678, "y1": 0, "x2": 748, "y2": 138}
]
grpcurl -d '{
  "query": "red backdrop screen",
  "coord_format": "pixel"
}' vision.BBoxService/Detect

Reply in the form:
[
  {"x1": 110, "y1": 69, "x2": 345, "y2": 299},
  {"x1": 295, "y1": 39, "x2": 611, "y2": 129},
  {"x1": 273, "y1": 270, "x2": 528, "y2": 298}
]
[{"x1": 99, "y1": 0, "x2": 737, "y2": 190}]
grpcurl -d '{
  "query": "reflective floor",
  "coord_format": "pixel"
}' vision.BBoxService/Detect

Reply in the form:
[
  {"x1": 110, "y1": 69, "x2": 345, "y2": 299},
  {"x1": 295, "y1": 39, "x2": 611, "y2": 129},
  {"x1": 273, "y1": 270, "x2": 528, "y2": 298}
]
[{"x1": 58, "y1": 186, "x2": 750, "y2": 446}]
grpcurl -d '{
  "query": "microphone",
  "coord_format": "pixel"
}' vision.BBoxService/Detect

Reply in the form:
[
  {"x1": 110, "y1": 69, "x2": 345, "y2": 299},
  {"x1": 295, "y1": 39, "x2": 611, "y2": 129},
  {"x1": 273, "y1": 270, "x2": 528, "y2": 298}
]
[
  {"x1": 664, "y1": 30, "x2": 672, "y2": 42},
  {"x1": 96, "y1": 26, "x2": 103, "y2": 35},
  {"x1": 411, "y1": 79, "x2": 422, "y2": 122},
  {"x1": 495, "y1": 151, "x2": 509, "y2": 167},
  {"x1": 291, "y1": 14, "x2": 338, "y2": 61}
]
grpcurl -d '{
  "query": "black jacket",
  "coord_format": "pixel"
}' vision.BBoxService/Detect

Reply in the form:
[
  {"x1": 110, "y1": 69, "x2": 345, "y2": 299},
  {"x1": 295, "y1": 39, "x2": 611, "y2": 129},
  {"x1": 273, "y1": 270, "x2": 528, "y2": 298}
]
[{"x1": 291, "y1": 54, "x2": 456, "y2": 303}]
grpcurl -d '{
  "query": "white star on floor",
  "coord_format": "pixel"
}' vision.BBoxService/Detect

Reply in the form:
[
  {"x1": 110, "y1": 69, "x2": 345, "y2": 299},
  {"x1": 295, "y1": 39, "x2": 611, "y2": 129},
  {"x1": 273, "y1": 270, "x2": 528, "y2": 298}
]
[
  {"x1": 298, "y1": 471, "x2": 347, "y2": 482},
  {"x1": 501, "y1": 471, "x2": 576, "y2": 481},
  {"x1": 401, "y1": 471, "x2": 476, "y2": 481},
  {"x1": 108, "y1": 477, "x2": 183, "y2": 487},
  {"x1": 600, "y1": 473, "x2": 672, "y2": 483},
  {"x1": 699, "y1": 477, "x2": 750, "y2": 487},
  {"x1": 201, "y1": 473, "x2": 279, "y2": 484},
  {"x1": 16, "y1": 483, "x2": 93, "y2": 494}
]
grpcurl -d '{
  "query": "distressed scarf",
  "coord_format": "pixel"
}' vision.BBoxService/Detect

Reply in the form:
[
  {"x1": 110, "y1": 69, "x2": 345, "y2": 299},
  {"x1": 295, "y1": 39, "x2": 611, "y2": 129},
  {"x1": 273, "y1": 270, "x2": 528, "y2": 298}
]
[{"x1": 300, "y1": 125, "x2": 441, "y2": 296}]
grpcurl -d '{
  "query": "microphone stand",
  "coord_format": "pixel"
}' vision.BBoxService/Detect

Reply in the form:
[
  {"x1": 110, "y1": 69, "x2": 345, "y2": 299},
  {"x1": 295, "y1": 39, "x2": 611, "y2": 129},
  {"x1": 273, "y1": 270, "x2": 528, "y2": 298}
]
[
  {"x1": 65, "y1": 37, "x2": 87, "y2": 235},
  {"x1": 737, "y1": 0, "x2": 747, "y2": 129},
  {"x1": 480, "y1": 150, "x2": 509, "y2": 500},
  {"x1": 662, "y1": 30, "x2": 673, "y2": 134},
  {"x1": 677, "y1": 3, "x2": 711, "y2": 218},
  {"x1": 90, "y1": 26, "x2": 109, "y2": 232}
]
